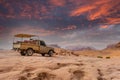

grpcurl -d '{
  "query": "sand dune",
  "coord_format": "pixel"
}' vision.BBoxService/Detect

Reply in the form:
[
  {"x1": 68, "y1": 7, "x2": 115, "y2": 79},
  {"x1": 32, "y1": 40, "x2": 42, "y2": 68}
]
[{"x1": 0, "y1": 50, "x2": 120, "y2": 80}]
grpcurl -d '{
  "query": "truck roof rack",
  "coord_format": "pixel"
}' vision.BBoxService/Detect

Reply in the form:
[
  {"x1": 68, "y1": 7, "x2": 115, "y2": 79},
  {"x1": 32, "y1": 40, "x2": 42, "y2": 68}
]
[{"x1": 14, "y1": 34, "x2": 36, "y2": 38}]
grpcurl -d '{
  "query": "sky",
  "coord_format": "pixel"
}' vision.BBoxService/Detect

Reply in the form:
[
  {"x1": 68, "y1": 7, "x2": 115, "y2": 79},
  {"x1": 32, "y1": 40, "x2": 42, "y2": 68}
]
[{"x1": 0, "y1": 0, "x2": 120, "y2": 50}]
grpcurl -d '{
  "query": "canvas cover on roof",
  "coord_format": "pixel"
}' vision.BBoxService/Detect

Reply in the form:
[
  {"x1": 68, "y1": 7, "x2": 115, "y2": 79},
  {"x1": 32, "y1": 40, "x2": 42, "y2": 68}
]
[{"x1": 14, "y1": 34, "x2": 36, "y2": 38}]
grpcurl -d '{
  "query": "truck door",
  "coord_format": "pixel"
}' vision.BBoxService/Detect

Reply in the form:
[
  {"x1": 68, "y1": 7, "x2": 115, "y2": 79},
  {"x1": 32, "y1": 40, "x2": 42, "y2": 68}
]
[{"x1": 39, "y1": 41, "x2": 47, "y2": 53}]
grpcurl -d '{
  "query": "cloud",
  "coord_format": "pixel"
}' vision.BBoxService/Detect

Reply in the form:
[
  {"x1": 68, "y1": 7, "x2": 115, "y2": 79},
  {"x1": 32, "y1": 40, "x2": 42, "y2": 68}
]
[
  {"x1": 0, "y1": 0, "x2": 120, "y2": 49},
  {"x1": 106, "y1": 18, "x2": 120, "y2": 25},
  {"x1": 0, "y1": 0, "x2": 119, "y2": 26},
  {"x1": 70, "y1": 5, "x2": 96, "y2": 17},
  {"x1": 19, "y1": 4, "x2": 33, "y2": 19},
  {"x1": 70, "y1": 0, "x2": 110, "y2": 17},
  {"x1": 49, "y1": 0, "x2": 66, "y2": 6},
  {"x1": 61, "y1": 32, "x2": 77, "y2": 39},
  {"x1": 0, "y1": 1, "x2": 52, "y2": 20},
  {"x1": 0, "y1": 26, "x2": 4, "y2": 32},
  {"x1": 88, "y1": 4, "x2": 110, "y2": 20},
  {"x1": 70, "y1": 0, "x2": 120, "y2": 25},
  {"x1": 56, "y1": 25, "x2": 77, "y2": 31},
  {"x1": 59, "y1": 26, "x2": 120, "y2": 49},
  {"x1": 99, "y1": 25, "x2": 109, "y2": 29},
  {"x1": 0, "y1": 26, "x2": 6, "y2": 35}
]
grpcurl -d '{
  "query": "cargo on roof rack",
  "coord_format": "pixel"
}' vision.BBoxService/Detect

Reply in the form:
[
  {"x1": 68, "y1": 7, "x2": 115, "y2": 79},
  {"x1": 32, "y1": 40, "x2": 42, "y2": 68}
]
[{"x1": 14, "y1": 34, "x2": 36, "y2": 38}]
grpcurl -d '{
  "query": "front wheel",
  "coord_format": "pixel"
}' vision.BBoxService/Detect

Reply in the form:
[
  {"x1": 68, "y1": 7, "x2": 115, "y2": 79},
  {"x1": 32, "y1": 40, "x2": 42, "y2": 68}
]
[
  {"x1": 48, "y1": 50, "x2": 54, "y2": 57},
  {"x1": 20, "y1": 51, "x2": 26, "y2": 56},
  {"x1": 26, "y1": 49, "x2": 34, "y2": 56}
]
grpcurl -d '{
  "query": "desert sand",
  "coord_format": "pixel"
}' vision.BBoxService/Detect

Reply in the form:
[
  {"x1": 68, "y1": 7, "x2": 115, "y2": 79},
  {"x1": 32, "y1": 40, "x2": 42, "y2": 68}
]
[{"x1": 0, "y1": 49, "x2": 120, "y2": 80}]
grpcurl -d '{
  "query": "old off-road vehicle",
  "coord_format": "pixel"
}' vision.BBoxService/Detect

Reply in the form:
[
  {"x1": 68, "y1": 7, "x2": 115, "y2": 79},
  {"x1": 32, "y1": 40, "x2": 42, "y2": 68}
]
[{"x1": 13, "y1": 34, "x2": 55, "y2": 57}]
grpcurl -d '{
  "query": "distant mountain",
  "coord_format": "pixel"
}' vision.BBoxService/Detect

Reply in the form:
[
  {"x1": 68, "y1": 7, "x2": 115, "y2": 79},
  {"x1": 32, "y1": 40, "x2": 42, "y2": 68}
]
[
  {"x1": 116, "y1": 42, "x2": 120, "y2": 48},
  {"x1": 106, "y1": 44, "x2": 116, "y2": 49},
  {"x1": 48, "y1": 44, "x2": 61, "y2": 48},
  {"x1": 105, "y1": 42, "x2": 120, "y2": 49},
  {"x1": 65, "y1": 46, "x2": 95, "y2": 51},
  {"x1": 0, "y1": 49, "x2": 4, "y2": 50}
]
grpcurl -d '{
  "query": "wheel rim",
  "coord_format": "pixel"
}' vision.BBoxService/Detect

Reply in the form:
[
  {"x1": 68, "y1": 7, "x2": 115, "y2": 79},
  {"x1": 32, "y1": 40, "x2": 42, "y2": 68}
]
[
  {"x1": 27, "y1": 49, "x2": 33, "y2": 56},
  {"x1": 49, "y1": 51, "x2": 53, "y2": 56}
]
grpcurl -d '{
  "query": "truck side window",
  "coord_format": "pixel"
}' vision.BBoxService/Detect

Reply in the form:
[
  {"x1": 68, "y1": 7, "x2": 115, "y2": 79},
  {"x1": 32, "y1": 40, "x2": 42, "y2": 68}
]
[{"x1": 40, "y1": 41, "x2": 46, "y2": 46}]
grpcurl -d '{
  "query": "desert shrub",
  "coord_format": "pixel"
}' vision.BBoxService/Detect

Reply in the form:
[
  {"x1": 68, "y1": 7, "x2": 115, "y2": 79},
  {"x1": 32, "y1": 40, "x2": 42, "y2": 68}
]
[
  {"x1": 37, "y1": 72, "x2": 48, "y2": 79},
  {"x1": 97, "y1": 56, "x2": 103, "y2": 58},
  {"x1": 32, "y1": 72, "x2": 55, "y2": 80},
  {"x1": 106, "y1": 56, "x2": 110, "y2": 59},
  {"x1": 18, "y1": 76, "x2": 27, "y2": 80},
  {"x1": 71, "y1": 70, "x2": 85, "y2": 80}
]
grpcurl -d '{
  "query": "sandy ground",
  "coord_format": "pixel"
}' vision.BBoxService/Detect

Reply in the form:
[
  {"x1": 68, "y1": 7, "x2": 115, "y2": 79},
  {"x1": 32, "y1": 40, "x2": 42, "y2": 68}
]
[{"x1": 0, "y1": 50, "x2": 120, "y2": 80}]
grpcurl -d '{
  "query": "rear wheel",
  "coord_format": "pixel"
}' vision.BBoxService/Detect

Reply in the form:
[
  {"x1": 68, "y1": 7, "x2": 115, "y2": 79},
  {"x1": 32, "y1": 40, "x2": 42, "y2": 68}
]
[
  {"x1": 26, "y1": 49, "x2": 34, "y2": 56},
  {"x1": 48, "y1": 50, "x2": 54, "y2": 57}
]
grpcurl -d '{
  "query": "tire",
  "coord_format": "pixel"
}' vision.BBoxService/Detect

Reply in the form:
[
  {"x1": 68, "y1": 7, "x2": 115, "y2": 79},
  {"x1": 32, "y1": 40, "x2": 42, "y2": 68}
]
[
  {"x1": 26, "y1": 49, "x2": 34, "y2": 56},
  {"x1": 41, "y1": 54, "x2": 45, "y2": 56},
  {"x1": 20, "y1": 51, "x2": 26, "y2": 56},
  {"x1": 48, "y1": 50, "x2": 54, "y2": 57}
]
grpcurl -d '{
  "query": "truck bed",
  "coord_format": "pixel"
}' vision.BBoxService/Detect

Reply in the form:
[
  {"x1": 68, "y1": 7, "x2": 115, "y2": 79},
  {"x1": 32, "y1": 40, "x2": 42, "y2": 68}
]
[{"x1": 13, "y1": 42, "x2": 40, "y2": 51}]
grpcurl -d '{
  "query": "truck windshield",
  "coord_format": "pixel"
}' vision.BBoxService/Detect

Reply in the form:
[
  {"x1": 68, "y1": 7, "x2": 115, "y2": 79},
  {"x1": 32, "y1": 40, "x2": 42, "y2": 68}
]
[{"x1": 40, "y1": 41, "x2": 46, "y2": 46}]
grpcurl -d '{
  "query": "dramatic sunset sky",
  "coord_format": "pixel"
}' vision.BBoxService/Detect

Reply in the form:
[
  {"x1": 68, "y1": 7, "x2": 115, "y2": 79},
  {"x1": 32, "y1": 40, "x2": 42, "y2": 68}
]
[{"x1": 0, "y1": 0, "x2": 120, "y2": 49}]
